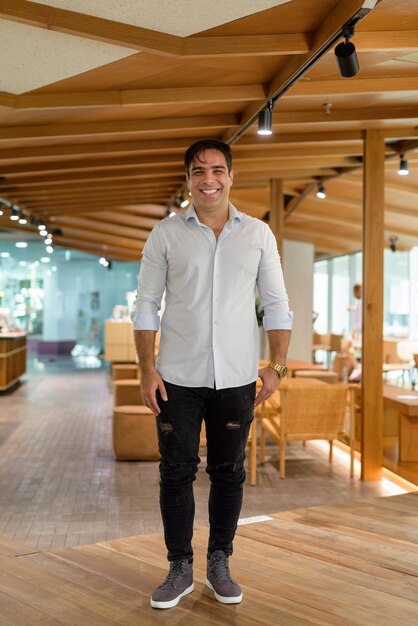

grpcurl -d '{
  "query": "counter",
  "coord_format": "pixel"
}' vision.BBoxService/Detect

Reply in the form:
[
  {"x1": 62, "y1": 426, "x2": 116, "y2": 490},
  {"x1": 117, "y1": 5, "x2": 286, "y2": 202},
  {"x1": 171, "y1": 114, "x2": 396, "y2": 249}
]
[{"x1": 0, "y1": 333, "x2": 27, "y2": 390}]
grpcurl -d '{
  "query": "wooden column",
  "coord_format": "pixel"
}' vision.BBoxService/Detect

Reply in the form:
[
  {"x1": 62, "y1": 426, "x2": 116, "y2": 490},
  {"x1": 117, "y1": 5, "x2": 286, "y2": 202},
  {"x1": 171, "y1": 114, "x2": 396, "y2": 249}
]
[
  {"x1": 270, "y1": 178, "x2": 284, "y2": 258},
  {"x1": 361, "y1": 130, "x2": 384, "y2": 481}
]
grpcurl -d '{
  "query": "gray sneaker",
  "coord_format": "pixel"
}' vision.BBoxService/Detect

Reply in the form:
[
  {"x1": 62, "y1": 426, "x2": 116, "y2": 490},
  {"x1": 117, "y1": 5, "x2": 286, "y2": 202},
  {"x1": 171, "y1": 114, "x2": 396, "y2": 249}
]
[
  {"x1": 150, "y1": 560, "x2": 194, "y2": 609},
  {"x1": 206, "y1": 550, "x2": 243, "y2": 604}
]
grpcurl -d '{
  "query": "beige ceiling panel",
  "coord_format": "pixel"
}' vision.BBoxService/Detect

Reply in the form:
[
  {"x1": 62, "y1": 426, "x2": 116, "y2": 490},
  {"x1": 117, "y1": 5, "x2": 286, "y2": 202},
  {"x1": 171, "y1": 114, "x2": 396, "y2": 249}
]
[
  {"x1": 41, "y1": 0, "x2": 291, "y2": 36},
  {"x1": 0, "y1": 20, "x2": 136, "y2": 94}
]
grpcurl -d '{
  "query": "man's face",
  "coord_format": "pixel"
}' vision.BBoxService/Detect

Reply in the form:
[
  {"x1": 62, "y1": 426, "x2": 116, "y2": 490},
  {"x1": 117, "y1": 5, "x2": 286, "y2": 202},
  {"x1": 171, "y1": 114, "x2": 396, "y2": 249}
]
[{"x1": 186, "y1": 149, "x2": 234, "y2": 215}]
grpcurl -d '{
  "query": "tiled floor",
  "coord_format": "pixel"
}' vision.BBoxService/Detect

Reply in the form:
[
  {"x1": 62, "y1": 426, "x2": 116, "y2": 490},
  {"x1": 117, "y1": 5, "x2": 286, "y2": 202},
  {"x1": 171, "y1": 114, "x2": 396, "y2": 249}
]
[{"x1": 0, "y1": 356, "x2": 404, "y2": 551}]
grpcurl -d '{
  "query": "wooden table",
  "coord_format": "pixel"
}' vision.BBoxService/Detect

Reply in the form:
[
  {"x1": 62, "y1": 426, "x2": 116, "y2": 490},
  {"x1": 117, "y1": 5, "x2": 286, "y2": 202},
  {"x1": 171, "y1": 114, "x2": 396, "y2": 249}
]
[
  {"x1": 287, "y1": 359, "x2": 326, "y2": 377},
  {"x1": 383, "y1": 385, "x2": 418, "y2": 462}
]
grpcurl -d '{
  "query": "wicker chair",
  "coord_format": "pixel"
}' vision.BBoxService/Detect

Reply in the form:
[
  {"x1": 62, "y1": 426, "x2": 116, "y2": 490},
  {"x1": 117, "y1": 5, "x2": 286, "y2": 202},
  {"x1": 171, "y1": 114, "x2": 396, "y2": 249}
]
[{"x1": 260, "y1": 382, "x2": 353, "y2": 478}]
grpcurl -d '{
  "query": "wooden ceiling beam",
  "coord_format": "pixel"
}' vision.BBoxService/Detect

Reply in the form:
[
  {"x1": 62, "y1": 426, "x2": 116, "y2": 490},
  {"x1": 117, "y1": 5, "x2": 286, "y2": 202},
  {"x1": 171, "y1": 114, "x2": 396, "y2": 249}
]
[
  {"x1": 289, "y1": 76, "x2": 418, "y2": 97},
  {"x1": 0, "y1": 151, "x2": 360, "y2": 176},
  {"x1": 54, "y1": 226, "x2": 143, "y2": 251},
  {"x1": 0, "y1": 143, "x2": 376, "y2": 173},
  {"x1": 0, "y1": 0, "x2": 182, "y2": 57},
  {"x1": 283, "y1": 227, "x2": 360, "y2": 253},
  {"x1": 284, "y1": 184, "x2": 316, "y2": 221},
  {"x1": 0, "y1": 139, "x2": 189, "y2": 162},
  {"x1": 54, "y1": 237, "x2": 140, "y2": 261},
  {"x1": 83, "y1": 212, "x2": 159, "y2": 230},
  {"x1": 0, "y1": 176, "x2": 184, "y2": 194},
  {"x1": 11, "y1": 181, "x2": 179, "y2": 197},
  {"x1": 184, "y1": 29, "x2": 418, "y2": 57},
  {"x1": 0, "y1": 167, "x2": 187, "y2": 186},
  {"x1": 0, "y1": 85, "x2": 266, "y2": 111},
  {"x1": 353, "y1": 30, "x2": 418, "y2": 52},
  {"x1": 54, "y1": 217, "x2": 150, "y2": 241},
  {"x1": 34, "y1": 202, "x2": 168, "y2": 217},
  {"x1": 13, "y1": 199, "x2": 169, "y2": 213},
  {"x1": 182, "y1": 33, "x2": 310, "y2": 57},
  {"x1": 24, "y1": 194, "x2": 169, "y2": 208},
  {"x1": 0, "y1": 154, "x2": 184, "y2": 176},
  {"x1": 269, "y1": 107, "x2": 418, "y2": 126},
  {"x1": 0, "y1": 114, "x2": 238, "y2": 142}
]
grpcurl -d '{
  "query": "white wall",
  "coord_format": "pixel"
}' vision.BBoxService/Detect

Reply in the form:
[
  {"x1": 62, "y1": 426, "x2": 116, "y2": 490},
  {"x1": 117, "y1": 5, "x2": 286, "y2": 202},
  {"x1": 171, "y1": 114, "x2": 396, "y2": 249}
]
[{"x1": 282, "y1": 239, "x2": 314, "y2": 361}]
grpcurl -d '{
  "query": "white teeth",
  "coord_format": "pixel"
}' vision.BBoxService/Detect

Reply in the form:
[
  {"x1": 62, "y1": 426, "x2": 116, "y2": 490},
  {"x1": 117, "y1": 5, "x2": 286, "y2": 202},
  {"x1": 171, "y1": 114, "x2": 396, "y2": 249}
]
[{"x1": 201, "y1": 189, "x2": 218, "y2": 194}]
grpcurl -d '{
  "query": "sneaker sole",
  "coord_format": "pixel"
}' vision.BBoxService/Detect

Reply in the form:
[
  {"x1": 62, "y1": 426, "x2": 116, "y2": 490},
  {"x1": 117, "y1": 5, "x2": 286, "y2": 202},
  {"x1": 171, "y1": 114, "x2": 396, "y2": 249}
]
[
  {"x1": 150, "y1": 583, "x2": 194, "y2": 609},
  {"x1": 205, "y1": 578, "x2": 243, "y2": 604}
]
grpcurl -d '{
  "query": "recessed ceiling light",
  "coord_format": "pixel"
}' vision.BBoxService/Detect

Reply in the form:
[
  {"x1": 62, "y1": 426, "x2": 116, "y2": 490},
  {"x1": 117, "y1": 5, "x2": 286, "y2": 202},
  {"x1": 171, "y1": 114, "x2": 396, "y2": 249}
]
[
  {"x1": 40, "y1": 257, "x2": 50, "y2": 263},
  {"x1": 15, "y1": 242, "x2": 28, "y2": 248}
]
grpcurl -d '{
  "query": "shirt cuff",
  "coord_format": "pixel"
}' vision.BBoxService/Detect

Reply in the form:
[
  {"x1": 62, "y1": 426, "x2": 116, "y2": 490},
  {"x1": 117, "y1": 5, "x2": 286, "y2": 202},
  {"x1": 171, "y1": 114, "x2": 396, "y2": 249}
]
[
  {"x1": 131, "y1": 312, "x2": 160, "y2": 331},
  {"x1": 263, "y1": 311, "x2": 293, "y2": 331}
]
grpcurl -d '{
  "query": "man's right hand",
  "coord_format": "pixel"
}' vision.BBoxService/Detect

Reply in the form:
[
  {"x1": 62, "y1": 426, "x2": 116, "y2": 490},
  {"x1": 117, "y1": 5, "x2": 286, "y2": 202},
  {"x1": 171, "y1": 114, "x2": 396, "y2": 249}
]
[{"x1": 140, "y1": 369, "x2": 168, "y2": 415}]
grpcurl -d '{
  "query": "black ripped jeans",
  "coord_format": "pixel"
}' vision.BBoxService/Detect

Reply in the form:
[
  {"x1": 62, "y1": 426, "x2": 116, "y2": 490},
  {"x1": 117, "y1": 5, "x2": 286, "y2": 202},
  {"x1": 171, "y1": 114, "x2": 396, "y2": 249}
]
[{"x1": 156, "y1": 381, "x2": 256, "y2": 562}]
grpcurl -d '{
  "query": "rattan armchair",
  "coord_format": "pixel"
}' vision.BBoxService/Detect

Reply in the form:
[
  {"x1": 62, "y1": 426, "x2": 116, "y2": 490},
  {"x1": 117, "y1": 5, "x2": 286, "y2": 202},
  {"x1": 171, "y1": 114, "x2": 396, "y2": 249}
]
[{"x1": 260, "y1": 382, "x2": 354, "y2": 478}]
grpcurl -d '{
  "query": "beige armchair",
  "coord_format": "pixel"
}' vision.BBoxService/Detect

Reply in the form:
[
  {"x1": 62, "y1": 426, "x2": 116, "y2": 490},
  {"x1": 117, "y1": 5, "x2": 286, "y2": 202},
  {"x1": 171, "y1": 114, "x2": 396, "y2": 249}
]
[{"x1": 260, "y1": 381, "x2": 354, "y2": 478}]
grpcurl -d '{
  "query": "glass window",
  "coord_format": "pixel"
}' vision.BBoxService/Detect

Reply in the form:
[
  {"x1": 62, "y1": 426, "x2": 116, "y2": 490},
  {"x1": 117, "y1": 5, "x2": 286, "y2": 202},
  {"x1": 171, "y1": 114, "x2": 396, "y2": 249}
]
[
  {"x1": 313, "y1": 260, "x2": 329, "y2": 333},
  {"x1": 384, "y1": 249, "x2": 409, "y2": 337},
  {"x1": 331, "y1": 256, "x2": 350, "y2": 335}
]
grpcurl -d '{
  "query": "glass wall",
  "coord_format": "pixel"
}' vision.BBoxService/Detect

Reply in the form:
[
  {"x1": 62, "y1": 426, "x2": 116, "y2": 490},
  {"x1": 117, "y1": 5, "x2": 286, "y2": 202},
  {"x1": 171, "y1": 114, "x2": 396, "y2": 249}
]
[
  {"x1": 314, "y1": 247, "x2": 415, "y2": 339},
  {"x1": 0, "y1": 241, "x2": 139, "y2": 350}
]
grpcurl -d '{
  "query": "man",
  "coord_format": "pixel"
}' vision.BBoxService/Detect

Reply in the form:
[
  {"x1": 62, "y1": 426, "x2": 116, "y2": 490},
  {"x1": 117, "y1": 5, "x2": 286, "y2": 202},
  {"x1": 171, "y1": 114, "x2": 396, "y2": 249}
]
[{"x1": 132, "y1": 139, "x2": 292, "y2": 610}]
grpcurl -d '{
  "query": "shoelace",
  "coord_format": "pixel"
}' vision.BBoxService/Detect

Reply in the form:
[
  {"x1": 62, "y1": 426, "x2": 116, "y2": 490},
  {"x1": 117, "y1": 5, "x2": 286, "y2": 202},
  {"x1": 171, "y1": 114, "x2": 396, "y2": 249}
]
[
  {"x1": 209, "y1": 553, "x2": 233, "y2": 583},
  {"x1": 159, "y1": 560, "x2": 186, "y2": 587}
]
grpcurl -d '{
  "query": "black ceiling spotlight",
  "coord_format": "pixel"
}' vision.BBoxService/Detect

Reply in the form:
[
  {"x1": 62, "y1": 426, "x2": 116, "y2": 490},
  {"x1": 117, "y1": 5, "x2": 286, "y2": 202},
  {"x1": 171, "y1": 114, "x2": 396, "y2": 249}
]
[
  {"x1": 257, "y1": 100, "x2": 274, "y2": 136},
  {"x1": 397, "y1": 153, "x2": 409, "y2": 176},
  {"x1": 335, "y1": 23, "x2": 359, "y2": 78},
  {"x1": 316, "y1": 182, "x2": 326, "y2": 199},
  {"x1": 389, "y1": 236, "x2": 398, "y2": 253}
]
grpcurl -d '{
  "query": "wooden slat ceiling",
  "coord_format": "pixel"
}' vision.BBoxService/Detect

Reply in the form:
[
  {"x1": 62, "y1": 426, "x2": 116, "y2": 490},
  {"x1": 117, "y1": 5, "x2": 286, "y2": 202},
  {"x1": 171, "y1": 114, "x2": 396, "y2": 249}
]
[{"x1": 0, "y1": 0, "x2": 417, "y2": 260}]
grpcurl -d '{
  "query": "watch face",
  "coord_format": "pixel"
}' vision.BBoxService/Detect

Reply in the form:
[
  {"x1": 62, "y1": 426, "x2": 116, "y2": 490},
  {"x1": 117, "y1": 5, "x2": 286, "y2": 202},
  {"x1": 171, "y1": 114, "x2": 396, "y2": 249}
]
[{"x1": 279, "y1": 366, "x2": 288, "y2": 379}]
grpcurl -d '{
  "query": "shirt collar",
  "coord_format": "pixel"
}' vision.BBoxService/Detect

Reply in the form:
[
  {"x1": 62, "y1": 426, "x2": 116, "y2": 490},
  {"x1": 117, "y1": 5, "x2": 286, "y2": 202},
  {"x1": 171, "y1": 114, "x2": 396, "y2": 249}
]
[{"x1": 186, "y1": 202, "x2": 242, "y2": 224}]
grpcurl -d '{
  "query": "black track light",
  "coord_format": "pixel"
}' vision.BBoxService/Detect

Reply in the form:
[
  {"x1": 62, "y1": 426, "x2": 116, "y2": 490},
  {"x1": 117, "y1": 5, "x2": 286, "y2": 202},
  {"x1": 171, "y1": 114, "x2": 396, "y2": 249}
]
[
  {"x1": 389, "y1": 236, "x2": 398, "y2": 253},
  {"x1": 257, "y1": 101, "x2": 273, "y2": 136},
  {"x1": 335, "y1": 24, "x2": 359, "y2": 78},
  {"x1": 316, "y1": 183, "x2": 326, "y2": 199},
  {"x1": 397, "y1": 154, "x2": 409, "y2": 176},
  {"x1": 10, "y1": 205, "x2": 19, "y2": 221}
]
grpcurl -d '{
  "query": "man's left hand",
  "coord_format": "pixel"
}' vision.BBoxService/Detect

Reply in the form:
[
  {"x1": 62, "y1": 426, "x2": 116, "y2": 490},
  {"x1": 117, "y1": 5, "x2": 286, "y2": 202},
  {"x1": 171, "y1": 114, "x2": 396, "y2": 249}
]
[{"x1": 254, "y1": 366, "x2": 280, "y2": 407}]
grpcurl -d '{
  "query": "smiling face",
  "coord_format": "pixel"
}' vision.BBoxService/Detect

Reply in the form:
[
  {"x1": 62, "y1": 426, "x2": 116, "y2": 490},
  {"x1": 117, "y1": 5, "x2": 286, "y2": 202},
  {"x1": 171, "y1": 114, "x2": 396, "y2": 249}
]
[{"x1": 186, "y1": 149, "x2": 234, "y2": 218}]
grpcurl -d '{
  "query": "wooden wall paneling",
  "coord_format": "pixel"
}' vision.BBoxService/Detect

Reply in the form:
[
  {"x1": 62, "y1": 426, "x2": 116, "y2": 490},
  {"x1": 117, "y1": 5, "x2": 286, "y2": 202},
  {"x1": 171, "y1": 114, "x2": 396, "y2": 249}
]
[{"x1": 361, "y1": 129, "x2": 385, "y2": 481}]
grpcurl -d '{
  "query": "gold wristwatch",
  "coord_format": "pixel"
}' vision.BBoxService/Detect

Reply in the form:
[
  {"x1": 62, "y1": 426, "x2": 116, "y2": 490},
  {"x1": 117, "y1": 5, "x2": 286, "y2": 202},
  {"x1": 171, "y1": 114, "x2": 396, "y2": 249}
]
[{"x1": 268, "y1": 361, "x2": 288, "y2": 380}]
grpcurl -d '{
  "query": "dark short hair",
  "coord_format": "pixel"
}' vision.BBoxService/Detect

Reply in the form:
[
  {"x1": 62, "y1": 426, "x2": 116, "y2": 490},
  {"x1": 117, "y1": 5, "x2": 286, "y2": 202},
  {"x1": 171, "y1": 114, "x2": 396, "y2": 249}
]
[{"x1": 184, "y1": 139, "x2": 233, "y2": 176}]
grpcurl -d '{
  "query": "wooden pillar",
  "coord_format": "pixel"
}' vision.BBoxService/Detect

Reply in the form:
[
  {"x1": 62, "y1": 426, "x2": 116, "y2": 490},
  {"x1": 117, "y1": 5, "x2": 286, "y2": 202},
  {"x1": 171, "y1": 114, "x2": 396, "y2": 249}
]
[
  {"x1": 361, "y1": 130, "x2": 384, "y2": 481},
  {"x1": 270, "y1": 178, "x2": 284, "y2": 258}
]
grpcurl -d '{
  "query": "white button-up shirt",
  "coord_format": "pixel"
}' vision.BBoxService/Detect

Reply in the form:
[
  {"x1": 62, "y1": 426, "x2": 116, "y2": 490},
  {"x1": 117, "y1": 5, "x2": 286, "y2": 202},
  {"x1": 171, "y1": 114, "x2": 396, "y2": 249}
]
[{"x1": 132, "y1": 203, "x2": 293, "y2": 389}]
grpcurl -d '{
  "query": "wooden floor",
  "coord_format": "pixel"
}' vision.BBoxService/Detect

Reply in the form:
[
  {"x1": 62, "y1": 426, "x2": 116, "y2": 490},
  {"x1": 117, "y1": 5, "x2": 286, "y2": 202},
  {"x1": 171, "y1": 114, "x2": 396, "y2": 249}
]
[{"x1": 1, "y1": 492, "x2": 418, "y2": 625}]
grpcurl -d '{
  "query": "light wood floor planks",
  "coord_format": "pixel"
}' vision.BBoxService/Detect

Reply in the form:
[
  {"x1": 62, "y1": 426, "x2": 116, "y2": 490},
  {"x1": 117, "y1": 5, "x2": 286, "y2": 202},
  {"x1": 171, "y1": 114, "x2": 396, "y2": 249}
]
[{"x1": 0, "y1": 492, "x2": 418, "y2": 625}]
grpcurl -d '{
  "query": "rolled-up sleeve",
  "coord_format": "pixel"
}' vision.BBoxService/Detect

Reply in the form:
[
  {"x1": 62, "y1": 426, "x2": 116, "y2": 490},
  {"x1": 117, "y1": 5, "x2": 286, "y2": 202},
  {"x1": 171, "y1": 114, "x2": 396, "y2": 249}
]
[
  {"x1": 131, "y1": 225, "x2": 167, "y2": 331},
  {"x1": 257, "y1": 227, "x2": 293, "y2": 331}
]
